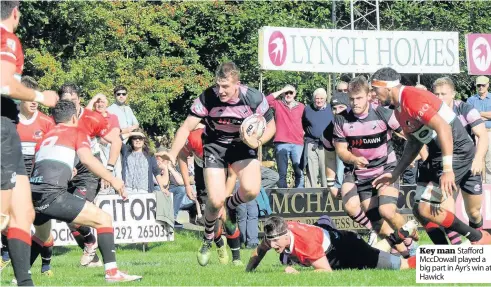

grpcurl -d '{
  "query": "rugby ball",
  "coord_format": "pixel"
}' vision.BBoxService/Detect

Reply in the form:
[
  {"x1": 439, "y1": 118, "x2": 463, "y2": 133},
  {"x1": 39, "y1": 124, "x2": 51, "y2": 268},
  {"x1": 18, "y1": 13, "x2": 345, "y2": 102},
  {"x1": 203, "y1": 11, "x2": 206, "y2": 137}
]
[{"x1": 240, "y1": 114, "x2": 266, "y2": 138}]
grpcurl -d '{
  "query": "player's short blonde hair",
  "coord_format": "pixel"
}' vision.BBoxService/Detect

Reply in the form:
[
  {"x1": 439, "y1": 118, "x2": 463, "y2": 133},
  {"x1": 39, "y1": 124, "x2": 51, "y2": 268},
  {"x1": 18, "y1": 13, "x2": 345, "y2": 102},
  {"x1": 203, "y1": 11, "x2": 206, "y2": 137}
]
[
  {"x1": 432, "y1": 77, "x2": 455, "y2": 92},
  {"x1": 215, "y1": 62, "x2": 240, "y2": 82},
  {"x1": 348, "y1": 76, "x2": 370, "y2": 95}
]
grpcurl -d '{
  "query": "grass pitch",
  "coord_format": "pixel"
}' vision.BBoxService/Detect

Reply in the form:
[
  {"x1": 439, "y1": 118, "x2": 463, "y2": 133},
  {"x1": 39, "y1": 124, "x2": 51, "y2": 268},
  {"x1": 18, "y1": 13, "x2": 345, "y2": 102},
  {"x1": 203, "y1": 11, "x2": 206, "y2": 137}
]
[{"x1": 0, "y1": 231, "x2": 487, "y2": 286}]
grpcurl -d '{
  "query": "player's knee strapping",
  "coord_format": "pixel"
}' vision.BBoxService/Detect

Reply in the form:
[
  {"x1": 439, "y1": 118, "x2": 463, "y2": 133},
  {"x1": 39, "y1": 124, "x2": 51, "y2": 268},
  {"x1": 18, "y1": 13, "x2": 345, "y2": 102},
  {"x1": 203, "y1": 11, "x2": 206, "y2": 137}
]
[
  {"x1": 469, "y1": 219, "x2": 483, "y2": 230},
  {"x1": 341, "y1": 185, "x2": 358, "y2": 203},
  {"x1": 365, "y1": 208, "x2": 383, "y2": 233},
  {"x1": 378, "y1": 195, "x2": 398, "y2": 206}
]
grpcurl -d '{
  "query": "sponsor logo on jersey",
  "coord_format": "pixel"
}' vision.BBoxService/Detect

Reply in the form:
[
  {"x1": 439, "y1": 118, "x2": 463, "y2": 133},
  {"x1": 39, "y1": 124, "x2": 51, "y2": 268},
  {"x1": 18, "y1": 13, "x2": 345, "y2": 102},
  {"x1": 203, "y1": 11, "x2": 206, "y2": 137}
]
[
  {"x1": 33, "y1": 130, "x2": 43, "y2": 140},
  {"x1": 417, "y1": 103, "x2": 430, "y2": 121},
  {"x1": 6, "y1": 38, "x2": 16, "y2": 52}
]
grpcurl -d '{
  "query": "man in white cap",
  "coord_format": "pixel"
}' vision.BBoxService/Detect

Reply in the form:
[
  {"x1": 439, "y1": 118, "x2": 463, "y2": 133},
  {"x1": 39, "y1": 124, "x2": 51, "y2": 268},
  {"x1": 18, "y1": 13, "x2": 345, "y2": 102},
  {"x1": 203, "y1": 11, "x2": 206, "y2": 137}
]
[{"x1": 466, "y1": 76, "x2": 491, "y2": 183}]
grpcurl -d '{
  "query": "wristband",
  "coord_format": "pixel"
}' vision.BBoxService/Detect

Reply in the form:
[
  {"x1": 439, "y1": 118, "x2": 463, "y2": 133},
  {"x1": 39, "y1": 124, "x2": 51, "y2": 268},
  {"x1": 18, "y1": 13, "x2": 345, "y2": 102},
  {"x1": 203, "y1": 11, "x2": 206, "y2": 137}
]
[
  {"x1": 107, "y1": 164, "x2": 114, "y2": 172},
  {"x1": 34, "y1": 91, "x2": 45, "y2": 103},
  {"x1": 442, "y1": 155, "x2": 453, "y2": 169},
  {"x1": 442, "y1": 169, "x2": 453, "y2": 173},
  {"x1": 0, "y1": 86, "x2": 10, "y2": 95}
]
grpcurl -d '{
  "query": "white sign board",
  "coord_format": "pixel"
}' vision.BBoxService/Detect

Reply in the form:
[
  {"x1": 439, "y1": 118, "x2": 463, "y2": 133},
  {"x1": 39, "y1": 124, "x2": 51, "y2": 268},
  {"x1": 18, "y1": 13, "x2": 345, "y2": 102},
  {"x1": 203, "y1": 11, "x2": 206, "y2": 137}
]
[
  {"x1": 50, "y1": 193, "x2": 174, "y2": 246},
  {"x1": 258, "y1": 27, "x2": 460, "y2": 74}
]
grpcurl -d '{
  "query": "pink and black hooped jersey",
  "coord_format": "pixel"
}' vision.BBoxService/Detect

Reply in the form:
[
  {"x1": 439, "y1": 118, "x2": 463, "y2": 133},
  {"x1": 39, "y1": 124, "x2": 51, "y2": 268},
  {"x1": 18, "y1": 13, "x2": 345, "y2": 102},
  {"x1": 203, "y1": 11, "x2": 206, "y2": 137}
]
[
  {"x1": 333, "y1": 105, "x2": 402, "y2": 180},
  {"x1": 189, "y1": 85, "x2": 273, "y2": 145},
  {"x1": 453, "y1": 100, "x2": 483, "y2": 142},
  {"x1": 395, "y1": 86, "x2": 474, "y2": 161},
  {"x1": 30, "y1": 125, "x2": 91, "y2": 192}
]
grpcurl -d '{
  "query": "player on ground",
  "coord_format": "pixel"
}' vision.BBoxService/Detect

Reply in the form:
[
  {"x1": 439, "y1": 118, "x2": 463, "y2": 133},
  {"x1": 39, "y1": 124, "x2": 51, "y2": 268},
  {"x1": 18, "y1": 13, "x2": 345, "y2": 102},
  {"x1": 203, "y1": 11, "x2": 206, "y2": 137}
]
[
  {"x1": 332, "y1": 77, "x2": 418, "y2": 258},
  {"x1": 157, "y1": 62, "x2": 276, "y2": 266},
  {"x1": 1, "y1": 2, "x2": 58, "y2": 285},
  {"x1": 371, "y1": 67, "x2": 491, "y2": 245},
  {"x1": 58, "y1": 83, "x2": 123, "y2": 266},
  {"x1": 245, "y1": 216, "x2": 416, "y2": 273},
  {"x1": 29, "y1": 100, "x2": 141, "y2": 282},
  {"x1": 321, "y1": 92, "x2": 378, "y2": 246},
  {"x1": 431, "y1": 77, "x2": 487, "y2": 245}
]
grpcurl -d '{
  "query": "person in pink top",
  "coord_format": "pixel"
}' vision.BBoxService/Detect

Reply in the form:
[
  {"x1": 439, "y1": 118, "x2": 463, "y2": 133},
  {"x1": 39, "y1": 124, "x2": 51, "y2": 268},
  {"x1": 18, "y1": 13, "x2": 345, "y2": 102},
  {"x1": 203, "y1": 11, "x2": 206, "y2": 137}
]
[{"x1": 267, "y1": 85, "x2": 305, "y2": 188}]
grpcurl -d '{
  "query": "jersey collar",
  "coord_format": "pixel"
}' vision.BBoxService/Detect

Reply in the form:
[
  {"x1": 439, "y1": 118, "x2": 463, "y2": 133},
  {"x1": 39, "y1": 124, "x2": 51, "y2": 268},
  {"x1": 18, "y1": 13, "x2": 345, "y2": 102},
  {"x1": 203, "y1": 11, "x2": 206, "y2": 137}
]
[
  {"x1": 18, "y1": 110, "x2": 38, "y2": 125},
  {"x1": 0, "y1": 23, "x2": 12, "y2": 33},
  {"x1": 284, "y1": 230, "x2": 294, "y2": 254}
]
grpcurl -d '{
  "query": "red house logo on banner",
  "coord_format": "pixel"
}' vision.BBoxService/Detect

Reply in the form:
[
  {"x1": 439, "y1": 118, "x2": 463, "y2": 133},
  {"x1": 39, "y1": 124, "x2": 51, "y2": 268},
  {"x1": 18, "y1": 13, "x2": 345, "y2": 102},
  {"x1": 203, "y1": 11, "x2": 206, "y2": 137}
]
[{"x1": 466, "y1": 34, "x2": 491, "y2": 75}]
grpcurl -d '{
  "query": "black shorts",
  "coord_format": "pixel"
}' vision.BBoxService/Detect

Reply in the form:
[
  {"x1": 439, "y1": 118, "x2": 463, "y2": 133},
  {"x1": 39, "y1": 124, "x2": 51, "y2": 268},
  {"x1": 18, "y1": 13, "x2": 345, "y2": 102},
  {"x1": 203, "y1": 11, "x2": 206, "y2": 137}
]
[
  {"x1": 415, "y1": 160, "x2": 482, "y2": 204},
  {"x1": 344, "y1": 163, "x2": 398, "y2": 202},
  {"x1": 32, "y1": 189, "x2": 86, "y2": 226},
  {"x1": 203, "y1": 141, "x2": 257, "y2": 169},
  {"x1": 321, "y1": 225, "x2": 400, "y2": 270},
  {"x1": 68, "y1": 163, "x2": 101, "y2": 202},
  {"x1": 1, "y1": 118, "x2": 26, "y2": 190}
]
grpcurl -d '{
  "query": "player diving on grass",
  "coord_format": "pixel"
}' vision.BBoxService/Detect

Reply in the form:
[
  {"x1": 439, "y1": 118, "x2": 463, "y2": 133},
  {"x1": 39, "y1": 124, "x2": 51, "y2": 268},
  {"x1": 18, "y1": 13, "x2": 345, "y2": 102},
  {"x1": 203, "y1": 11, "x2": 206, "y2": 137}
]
[
  {"x1": 245, "y1": 216, "x2": 416, "y2": 273},
  {"x1": 156, "y1": 62, "x2": 276, "y2": 266}
]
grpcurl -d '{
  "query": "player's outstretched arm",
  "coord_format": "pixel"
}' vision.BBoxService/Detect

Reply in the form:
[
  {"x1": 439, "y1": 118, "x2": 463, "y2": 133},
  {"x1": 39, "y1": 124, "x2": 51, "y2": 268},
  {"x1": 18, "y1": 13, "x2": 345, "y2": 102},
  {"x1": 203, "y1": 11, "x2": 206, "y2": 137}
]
[
  {"x1": 311, "y1": 256, "x2": 332, "y2": 272},
  {"x1": 77, "y1": 147, "x2": 126, "y2": 198},
  {"x1": 471, "y1": 123, "x2": 488, "y2": 176},
  {"x1": 102, "y1": 127, "x2": 123, "y2": 167},
  {"x1": 391, "y1": 135, "x2": 424, "y2": 179},
  {"x1": 260, "y1": 118, "x2": 276, "y2": 145},
  {"x1": 1, "y1": 60, "x2": 58, "y2": 106},
  {"x1": 157, "y1": 116, "x2": 201, "y2": 164},
  {"x1": 245, "y1": 241, "x2": 270, "y2": 272}
]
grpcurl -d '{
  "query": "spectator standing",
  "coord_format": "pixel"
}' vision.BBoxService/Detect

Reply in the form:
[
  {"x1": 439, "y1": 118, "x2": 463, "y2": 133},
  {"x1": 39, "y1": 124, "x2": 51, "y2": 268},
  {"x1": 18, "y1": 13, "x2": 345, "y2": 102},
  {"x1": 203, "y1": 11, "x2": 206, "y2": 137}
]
[
  {"x1": 107, "y1": 85, "x2": 139, "y2": 141},
  {"x1": 121, "y1": 131, "x2": 168, "y2": 194},
  {"x1": 267, "y1": 85, "x2": 305, "y2": 188},
  {"x1": 303, "y1": 88, "x2": 333, "y2": 187},
  {"x1": 336, "y1": 81, "x2": 348, "y2": 93},
  {"x1": 87, "y1": 93, "x2": 122, "y2": 182},
  {"x1": 157, "y1": 148, "x2": 198, "y2": 228},
  {"x1": 466, "y1": 76, "x2": 491, "y2": 183}
]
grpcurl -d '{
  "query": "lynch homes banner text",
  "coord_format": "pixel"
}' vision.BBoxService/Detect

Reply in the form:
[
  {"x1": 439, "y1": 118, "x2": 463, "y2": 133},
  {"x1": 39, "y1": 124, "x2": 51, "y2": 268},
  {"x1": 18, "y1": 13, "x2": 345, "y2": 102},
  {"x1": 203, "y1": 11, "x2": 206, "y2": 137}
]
[{"x1": 258, "y1": 27, "x2": 459, "y2": 74}]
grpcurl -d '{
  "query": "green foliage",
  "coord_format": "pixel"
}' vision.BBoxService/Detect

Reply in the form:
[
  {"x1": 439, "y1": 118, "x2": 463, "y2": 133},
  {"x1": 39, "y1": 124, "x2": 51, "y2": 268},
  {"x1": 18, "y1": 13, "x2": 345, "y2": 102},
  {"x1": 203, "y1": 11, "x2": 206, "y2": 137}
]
[{"x1": 18, "y1": 0, "x2": 491, "y2": 141}]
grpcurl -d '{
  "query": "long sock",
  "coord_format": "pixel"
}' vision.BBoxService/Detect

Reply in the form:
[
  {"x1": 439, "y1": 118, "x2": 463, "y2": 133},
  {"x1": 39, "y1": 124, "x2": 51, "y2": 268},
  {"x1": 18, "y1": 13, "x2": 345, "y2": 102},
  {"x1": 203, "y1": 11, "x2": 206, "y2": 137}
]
[
  {"x1": 30, "y1": 236, "x2": 44, "y2": 266},
  {"x1": 41, "y1": 237, "x2": 53, "y2": 271},
  {"x1": 213, "y1": 222, "x2": 224, "y2": 248},
  {"x1": 469, "y1": 219, "x2": 483, "y2": 231},
  {"x1": 8, "y1": 228, "x2": 34, "y2": 286},
  {"x1": 349, "y1": 210, "x2": 372, "y2": 230},
  {"x1": 69, "y1": 224, "x2": 85, "y2": 250},
  {"x1": 1, "y1": 230, "x2": 9, "y2": 261},
  {"x1": 204, "y1": 213, "x2": 217, "y2": 241},
  {"x1": 412, "y1": 203, "x2": 448, "y2": 245},
  {"x1": 408, "y1": 256, "x2": 416, "y2": 269},
  {"x1": 445, "y1": 229, "x2": 462, "y2": 245},
  {"x1": 226, "y1": 228, "x2": 241, "y2": 261},
  {"x1": 226, "y1": 193, "x2": 244, "y2": 225},
  {"x1": 96, "y1": 227, "x2": 117, "y2": 274},
  {"x1": 227, "y1": 193, "x2": 245, "y2": 211},
  {"x1": 78, "y1": 226, "x2": 96, "y2": 245},
  {"x1": 424, "y1": 222, "x2": 449, "y2": 244},
  {"x1": 440, "y1": 210, "x2": 482, "y2": 242}
]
